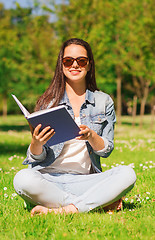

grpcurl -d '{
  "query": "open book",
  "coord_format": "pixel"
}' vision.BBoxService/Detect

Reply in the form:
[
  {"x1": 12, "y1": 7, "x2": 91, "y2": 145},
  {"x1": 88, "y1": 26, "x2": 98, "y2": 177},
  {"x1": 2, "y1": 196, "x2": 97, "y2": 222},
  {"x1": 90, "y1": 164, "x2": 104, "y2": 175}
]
[{"x1": 12, "y1": 94, "x2": 81, "y2": 146}]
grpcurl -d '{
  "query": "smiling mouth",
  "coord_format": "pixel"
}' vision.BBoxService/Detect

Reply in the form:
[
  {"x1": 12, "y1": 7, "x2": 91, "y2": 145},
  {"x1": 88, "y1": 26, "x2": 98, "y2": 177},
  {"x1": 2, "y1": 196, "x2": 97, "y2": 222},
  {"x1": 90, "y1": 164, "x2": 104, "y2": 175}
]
[{"x1": 70, "y1": 70, "x2": 81, "y2": 74}]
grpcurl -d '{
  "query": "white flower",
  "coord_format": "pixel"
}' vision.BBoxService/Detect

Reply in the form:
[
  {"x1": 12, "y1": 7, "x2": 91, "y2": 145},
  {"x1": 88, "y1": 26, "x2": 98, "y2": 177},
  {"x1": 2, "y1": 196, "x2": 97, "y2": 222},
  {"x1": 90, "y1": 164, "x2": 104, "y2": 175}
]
[
  {"x1": 139, "y1": 164, "x2": 143, "y2": 167},
  {"x1": 146, "y1": 197, "x2": 149, "y2": 200},
  {"x1": 130, "y1": 199, "x2": 134, "y2": 203},
  {"x1": 146, "y1": 192, "x2": 150, "y2": 195},
  {"x1": 4, "y1": 193, "x2": 8, "y2": 198},
  {"x1": 121, "y1": 161, "x2": 124, "y2": 164},
  {"x1": 12, "y1": 193, "x2": 17, "y2": 197},
  {"x1": 143, "y1": 166, "x2": 148, "y2": 169},
  {"x1": 128, "y1": 163, "x2": 135, "y2": 168},
  {"x1": 3, "y1": 187, "x2": 7, "y2": 191},
  {"x1": 125, "y1": 198, "x2": 128, "y2": 201},
  {"x1": 102, "y1": 163, "x2": 107, "y2": 167}
]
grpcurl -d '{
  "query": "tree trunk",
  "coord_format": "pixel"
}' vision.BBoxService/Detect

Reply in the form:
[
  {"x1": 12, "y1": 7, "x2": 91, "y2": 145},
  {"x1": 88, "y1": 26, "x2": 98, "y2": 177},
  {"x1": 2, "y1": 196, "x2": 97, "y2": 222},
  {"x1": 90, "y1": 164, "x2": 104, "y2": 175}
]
[
  {"x1": 2, "y1": 93, "x2": 7, "y2": 117},
  {"x1": 150, "y1": 105, "x2": 155, "y2": 131},
  {"x1": 116, "y1": 69, "x2": 122, "y2": 125},
  {"x1": 132, "y1": 95, "x2": 137, "y2": 126},
  {"x1": 139, "y1": 84, "x2": 149, "y2": 128}
]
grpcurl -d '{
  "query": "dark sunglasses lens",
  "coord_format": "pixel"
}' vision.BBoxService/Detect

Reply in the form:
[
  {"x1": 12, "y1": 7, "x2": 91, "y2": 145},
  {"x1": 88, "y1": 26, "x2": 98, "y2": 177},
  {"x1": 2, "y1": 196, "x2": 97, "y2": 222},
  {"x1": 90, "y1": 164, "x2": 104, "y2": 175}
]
[
  {"x1": 63, "y1": 57, "x2": 88, "y2": 67},
  {"x1": 63, "y1": 58, "x2": 73, "y2": 67},
  {"x1": 77, "y1": 58, "x2": 88, "y2": 67}
]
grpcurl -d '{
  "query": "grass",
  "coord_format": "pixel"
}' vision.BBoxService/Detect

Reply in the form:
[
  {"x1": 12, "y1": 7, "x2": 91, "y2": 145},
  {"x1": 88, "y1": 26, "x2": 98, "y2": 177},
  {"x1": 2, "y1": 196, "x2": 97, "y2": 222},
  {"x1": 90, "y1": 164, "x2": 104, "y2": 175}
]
[{"x1": 0, "y1": 115, "x2": 154, "y2": 240}]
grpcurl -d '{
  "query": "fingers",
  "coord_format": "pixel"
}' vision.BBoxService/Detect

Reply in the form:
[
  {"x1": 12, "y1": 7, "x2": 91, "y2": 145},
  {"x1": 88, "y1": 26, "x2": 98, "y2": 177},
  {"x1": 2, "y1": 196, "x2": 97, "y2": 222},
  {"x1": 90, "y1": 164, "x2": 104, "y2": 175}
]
[
  {"x1": 33, "y1": 124, "x2": 55, "y2": 143},
  {"x1": 76, "y1": 125, "x2": 91, "y2": 140},
  {"x1": 79, "y1": 125, "x2": 90, "y2": 136}
]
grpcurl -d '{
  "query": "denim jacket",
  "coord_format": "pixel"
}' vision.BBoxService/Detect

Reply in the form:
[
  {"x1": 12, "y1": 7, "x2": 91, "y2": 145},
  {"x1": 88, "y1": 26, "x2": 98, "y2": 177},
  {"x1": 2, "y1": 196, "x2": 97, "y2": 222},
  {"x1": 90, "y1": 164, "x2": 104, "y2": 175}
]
[{"x1": 23, "y1": 89, "x2": 116, "y2": 173}]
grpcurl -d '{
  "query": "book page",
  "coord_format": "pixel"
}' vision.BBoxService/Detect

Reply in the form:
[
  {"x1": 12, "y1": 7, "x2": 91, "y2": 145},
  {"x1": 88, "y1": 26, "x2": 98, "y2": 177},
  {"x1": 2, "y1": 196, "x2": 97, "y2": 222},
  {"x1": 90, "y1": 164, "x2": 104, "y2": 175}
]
[
  {"x1": 28, "y1": 105, "x2": 65, "y2": 118},
  {"x1": 12, "y1": 94, "x2": 30, "y2": 117}
]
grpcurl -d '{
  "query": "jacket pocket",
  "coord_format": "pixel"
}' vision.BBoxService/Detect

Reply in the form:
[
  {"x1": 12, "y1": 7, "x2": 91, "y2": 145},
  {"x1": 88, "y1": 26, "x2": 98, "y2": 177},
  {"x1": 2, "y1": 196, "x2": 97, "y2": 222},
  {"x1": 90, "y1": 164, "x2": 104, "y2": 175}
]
[{"x1": 90, "y1": 114, "x2": 107, "y2": 135}]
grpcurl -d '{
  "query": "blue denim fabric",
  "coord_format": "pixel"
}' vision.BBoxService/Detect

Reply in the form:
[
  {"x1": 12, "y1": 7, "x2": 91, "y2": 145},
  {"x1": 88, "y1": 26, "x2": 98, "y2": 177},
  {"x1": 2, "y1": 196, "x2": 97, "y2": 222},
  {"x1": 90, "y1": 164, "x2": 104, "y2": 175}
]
[{"x1": 23, "y1": 89, "x2": 116, "y2": 173}]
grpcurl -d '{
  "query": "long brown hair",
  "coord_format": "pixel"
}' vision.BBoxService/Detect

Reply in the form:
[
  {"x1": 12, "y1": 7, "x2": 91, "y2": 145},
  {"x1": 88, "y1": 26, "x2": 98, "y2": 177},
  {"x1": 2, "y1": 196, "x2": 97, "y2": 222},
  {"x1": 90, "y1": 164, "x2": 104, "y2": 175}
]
[{"x1": 35, "y1": 38, "x2": 98, "y2": 111}]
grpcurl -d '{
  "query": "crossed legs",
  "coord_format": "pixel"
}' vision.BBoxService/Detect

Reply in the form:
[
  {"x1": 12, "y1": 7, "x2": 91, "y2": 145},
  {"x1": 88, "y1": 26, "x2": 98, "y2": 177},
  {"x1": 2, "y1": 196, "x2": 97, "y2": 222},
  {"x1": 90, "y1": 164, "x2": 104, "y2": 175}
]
[{"x1": 13, "y1": 165, "x2": 136, "y2": 215}]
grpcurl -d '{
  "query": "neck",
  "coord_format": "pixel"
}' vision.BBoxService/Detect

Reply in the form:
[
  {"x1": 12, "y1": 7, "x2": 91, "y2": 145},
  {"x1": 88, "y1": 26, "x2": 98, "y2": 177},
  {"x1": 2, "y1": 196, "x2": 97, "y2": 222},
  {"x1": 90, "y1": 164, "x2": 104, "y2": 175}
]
[{"x1": 66, "y1": 80, "x2": 86, "y2": 97}]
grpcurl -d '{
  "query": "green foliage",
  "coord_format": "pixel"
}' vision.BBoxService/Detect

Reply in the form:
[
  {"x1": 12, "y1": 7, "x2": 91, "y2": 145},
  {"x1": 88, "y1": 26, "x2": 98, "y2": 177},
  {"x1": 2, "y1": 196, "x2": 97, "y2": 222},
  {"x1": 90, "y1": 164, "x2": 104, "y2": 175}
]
[
  {"x1": 0, "y1": 0, "x2": 155, "y2": 115},
  {"x1": 0, "y1": 3, "x2": 58, "y2": 113},
  {"x1": 54, "y1": 0, "x2": 155, "y2": 108}
]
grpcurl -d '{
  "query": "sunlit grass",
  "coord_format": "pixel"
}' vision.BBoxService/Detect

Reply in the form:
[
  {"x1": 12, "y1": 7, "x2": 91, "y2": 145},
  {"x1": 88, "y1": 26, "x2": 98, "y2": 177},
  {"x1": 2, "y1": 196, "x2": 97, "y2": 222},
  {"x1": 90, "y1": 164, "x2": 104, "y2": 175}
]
[{"x1": 0, "y1": 115, "x2": 154, "y2": 239}]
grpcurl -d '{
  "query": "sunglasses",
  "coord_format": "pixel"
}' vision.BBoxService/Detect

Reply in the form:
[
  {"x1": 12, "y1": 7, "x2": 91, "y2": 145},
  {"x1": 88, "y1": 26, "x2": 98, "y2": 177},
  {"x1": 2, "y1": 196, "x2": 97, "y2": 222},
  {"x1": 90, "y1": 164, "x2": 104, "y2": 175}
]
[{"x1": 62, "y1": 57, "x2": 89, "y2": 68}]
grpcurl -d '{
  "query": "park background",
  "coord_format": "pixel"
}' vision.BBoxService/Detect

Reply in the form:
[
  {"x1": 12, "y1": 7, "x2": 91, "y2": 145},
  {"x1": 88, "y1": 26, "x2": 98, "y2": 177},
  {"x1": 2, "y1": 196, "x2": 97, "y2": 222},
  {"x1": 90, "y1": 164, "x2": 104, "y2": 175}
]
[
  {"x1": 0, "y1": 1, "x2": 155, "y2": 239},
  {"x1": 0, "y1": 0, "x2": 155, "y2": 126}
]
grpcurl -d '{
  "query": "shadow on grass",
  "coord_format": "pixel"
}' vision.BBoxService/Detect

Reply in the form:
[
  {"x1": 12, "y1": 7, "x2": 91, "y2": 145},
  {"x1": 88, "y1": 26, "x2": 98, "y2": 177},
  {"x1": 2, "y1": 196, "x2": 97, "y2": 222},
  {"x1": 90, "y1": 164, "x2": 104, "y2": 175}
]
[
  {"x1": 0, "y1": 125, "x2": 29, "y2": 132},
  {"x1": 0, "y1": 142, "x2": 28, "y2": 155},
  {"x1": 91, "y1": 201, "x2": 141, "y2": 214},
  {"x1": 122, "y1": 201, "x2": 141, "y2": 210},
  {"x1": 121, "y1": 121, "x2": 139, "y2": 127}
]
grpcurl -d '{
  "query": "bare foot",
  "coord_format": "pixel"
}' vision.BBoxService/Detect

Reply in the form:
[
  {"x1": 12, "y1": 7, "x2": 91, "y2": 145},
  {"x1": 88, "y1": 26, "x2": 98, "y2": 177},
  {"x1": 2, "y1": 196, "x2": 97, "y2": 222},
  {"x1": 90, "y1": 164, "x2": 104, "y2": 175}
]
[
  {"x1": 31, "y1": 205, "x2": 49, "y2": 216},
  {"x1": 103, "y1": 199, "x2": 123, "y2": 211},
  {"x1": 50, "y1": 204, "x2": 78, "y2": 214},
  {"x1": 31, "y1": 204, "x2": 78, "y2": 216}
]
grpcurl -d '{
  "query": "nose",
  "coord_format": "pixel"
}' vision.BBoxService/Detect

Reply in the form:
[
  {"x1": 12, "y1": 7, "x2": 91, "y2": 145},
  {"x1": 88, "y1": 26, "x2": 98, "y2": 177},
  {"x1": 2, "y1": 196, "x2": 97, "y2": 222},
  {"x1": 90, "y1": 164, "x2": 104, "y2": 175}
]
[{"x1": 72, "y1": 59, "x2": 79, "y2": 68}]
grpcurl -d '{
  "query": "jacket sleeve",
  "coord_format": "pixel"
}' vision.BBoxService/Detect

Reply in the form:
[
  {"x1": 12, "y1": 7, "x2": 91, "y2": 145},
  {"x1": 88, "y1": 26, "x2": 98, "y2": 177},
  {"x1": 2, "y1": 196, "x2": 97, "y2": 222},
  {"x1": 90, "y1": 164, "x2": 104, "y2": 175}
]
[
  {"x1": 94, "y1": 95, "x2": 116, "y2": 158},
  {"x1": 22, "y1": 145, "x2": 48, "y2": 165}
]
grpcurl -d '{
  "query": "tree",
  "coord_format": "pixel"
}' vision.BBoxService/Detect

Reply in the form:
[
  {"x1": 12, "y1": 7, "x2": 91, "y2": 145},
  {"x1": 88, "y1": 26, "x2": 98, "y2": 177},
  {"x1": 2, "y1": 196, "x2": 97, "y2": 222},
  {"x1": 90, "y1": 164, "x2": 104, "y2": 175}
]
[
  {"x1": 56, "y1": 0, "x2": 155, "y2": 126},
  {"x1": 122, "y1": 0, "x2": 155, "y2": 126},
  {"x1": 0, "y1": 4, "x2": 20, "y2": 116},
  {"x1": 0, "y1": 3, "x2": 58, "y2": 115}
]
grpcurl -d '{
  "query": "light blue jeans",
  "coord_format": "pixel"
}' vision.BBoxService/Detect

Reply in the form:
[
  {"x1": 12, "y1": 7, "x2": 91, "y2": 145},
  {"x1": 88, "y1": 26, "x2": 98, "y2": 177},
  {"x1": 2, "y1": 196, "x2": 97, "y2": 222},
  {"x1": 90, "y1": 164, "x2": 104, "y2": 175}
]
[{"x1": 13, "y1": 165, "x2": 136, "y2": 212}]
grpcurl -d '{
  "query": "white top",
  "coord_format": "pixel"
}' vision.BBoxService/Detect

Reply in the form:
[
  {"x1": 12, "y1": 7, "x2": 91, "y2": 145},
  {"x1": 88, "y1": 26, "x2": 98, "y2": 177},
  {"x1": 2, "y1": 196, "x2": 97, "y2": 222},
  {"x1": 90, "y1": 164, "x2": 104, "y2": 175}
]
[{"x1": 40, "y1": 117, "x2": 92, "y2": 174}]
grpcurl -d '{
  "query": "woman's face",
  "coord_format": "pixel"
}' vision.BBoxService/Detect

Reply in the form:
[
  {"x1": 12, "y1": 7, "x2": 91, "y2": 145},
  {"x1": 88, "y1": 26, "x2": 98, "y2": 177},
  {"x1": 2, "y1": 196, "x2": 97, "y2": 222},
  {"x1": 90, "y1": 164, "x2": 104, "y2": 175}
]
[{"x1": 63, "y1": 44, "x2": 90, "y2": 85}]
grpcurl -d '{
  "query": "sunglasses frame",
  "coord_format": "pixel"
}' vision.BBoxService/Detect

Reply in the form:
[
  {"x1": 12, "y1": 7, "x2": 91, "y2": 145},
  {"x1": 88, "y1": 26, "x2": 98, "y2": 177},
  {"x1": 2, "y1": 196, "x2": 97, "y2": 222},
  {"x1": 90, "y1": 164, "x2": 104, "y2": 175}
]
[{"x1": 62, "y1": 56, "x2": 89, "y2": 68}]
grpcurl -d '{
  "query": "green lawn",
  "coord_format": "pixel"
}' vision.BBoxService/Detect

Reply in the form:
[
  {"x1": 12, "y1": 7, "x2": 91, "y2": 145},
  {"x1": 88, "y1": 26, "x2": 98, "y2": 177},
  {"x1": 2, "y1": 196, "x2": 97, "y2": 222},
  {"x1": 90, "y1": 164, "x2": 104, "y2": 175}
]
[{"x1": 0, "y1": 115, "x2": 154, "y2": 240}]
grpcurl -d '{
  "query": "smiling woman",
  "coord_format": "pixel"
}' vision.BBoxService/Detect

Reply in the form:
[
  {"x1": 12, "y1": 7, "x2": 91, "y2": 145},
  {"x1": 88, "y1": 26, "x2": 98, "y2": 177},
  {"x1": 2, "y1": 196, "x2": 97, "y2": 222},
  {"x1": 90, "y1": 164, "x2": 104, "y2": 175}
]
[
  {"x1": 63, "y1": 44, "x2": 90, "y2": 86},
  {"x1": 13, "y1": 38, "x2": 136, "y2": 216}
]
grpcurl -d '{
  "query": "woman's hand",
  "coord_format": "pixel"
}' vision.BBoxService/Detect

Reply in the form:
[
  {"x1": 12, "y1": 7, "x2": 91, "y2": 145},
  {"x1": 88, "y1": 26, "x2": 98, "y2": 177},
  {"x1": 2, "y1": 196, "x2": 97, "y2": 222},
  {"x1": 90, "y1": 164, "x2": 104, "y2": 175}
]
[
  {"x1": 76, "y1": 124, "x2": 93, "y2": 141},
  {"x1": 76, "y1": 124, "x2": 105, "y2": 151},
  {"x1": 30, "y1": 124, "x2": 55, "y2": 155}
]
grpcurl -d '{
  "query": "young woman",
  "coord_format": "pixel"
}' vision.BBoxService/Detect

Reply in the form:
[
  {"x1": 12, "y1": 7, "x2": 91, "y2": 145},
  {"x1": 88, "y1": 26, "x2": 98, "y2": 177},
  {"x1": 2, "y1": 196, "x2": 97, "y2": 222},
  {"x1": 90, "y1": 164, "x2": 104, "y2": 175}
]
[{"x1": 13, "y1": 38, "x2": 136, "y2": 215}]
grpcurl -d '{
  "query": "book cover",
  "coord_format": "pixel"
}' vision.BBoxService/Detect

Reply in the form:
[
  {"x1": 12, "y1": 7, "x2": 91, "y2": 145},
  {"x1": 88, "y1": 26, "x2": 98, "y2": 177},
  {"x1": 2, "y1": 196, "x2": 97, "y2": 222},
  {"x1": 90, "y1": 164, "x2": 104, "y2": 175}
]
[{"x1": 12, "y1": 94, "x2": 81, "y2": 146}]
